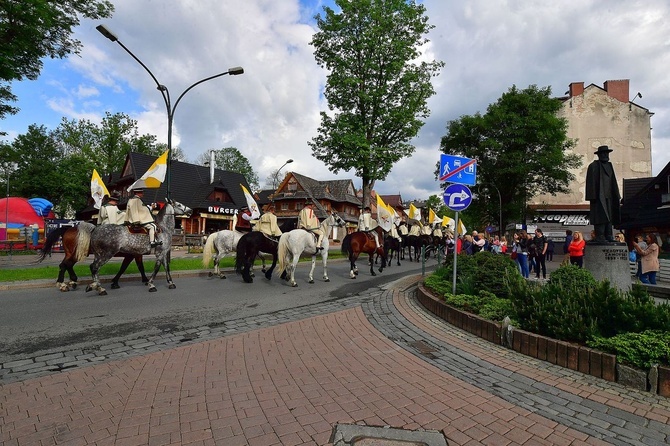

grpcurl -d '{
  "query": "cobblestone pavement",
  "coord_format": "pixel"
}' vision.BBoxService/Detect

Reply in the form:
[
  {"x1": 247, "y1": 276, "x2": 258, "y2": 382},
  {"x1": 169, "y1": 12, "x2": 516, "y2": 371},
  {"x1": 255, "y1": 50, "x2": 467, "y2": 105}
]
[{"x1": 1, "y1": 275, "x2": 670, "y2": 445}]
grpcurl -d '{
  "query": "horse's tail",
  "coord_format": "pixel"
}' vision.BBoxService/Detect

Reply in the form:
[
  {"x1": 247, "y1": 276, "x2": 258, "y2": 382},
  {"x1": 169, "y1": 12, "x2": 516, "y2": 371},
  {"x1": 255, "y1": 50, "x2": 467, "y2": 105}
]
[
  {"x1": 202, "y1": 232, "x2": 217, "y2": 267},
  {"x1": 341, "y1": 233, "x2": 352, "y2": 255},
  {"x1": 75, "y1": 222, "x2": 95, "y2": 262},
  {"x1": 276, "y1": 233, "x2": 289, "y2": 276},
  {"x1": 35, "y1": 226, "x2": 70, "y2": 263}
]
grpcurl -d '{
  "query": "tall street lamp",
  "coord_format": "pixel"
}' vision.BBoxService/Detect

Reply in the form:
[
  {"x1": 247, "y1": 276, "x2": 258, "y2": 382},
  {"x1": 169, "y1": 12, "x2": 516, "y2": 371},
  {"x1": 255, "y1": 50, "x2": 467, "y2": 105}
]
[
  {"x1": 96, "y1": 25, "x2": 244, "y2": 200},
  {"x1": 478, "y1": 183, "x2": 503, "y2": 236},
  {"x1": 274, "y1": 159, "x2": 293, "y2": 190}
]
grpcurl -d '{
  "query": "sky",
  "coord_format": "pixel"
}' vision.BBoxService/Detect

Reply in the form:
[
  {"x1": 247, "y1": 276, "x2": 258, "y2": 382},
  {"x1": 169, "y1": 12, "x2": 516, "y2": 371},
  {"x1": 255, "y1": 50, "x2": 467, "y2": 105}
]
[{"x1": 2, "y1": 0, "x2": 670, "y2": 201}]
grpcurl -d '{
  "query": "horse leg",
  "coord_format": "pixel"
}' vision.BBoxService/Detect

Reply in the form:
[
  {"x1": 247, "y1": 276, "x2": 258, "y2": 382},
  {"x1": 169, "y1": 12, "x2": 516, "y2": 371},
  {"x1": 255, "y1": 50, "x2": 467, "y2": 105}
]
[
  {"x1": 321, "y1": 251, "x2": 330, "y2": 282},
  {"x1": 290, "y1": 255, "x2": 300, "y2": 287},
  {"x1": 86, "y1": 257, "x2": 111, "y2": 295},
  {"x1": 264, "y1": 252, "x2": 277, "y2": 280},
  {"x1": 147, "y1": 258, "x2": 162, "y2": 292},
  {"x1": 369, "y1": 253, "x2": 376, "y2": 276},
  {"x1": 56, "y1": 257, "x2": 74, "y2": 291},
  {"x1": 163, "y1": 251, "x2": 175, "y2": 290},
  {"x1": 308, "y1": 255, "x2": 316, "y2": 284},
  {"x1": 111, "y1": 255, "x2": 134, "y2": 289},
  {"x1": 349, "y1": 252, "x2": 359, "y2": 279}
]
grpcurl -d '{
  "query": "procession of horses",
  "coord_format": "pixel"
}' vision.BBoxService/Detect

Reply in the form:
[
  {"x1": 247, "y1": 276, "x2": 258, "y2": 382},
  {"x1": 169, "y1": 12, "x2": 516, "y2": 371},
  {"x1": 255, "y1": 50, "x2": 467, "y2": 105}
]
[{"x1": 36, "y1": 201, "x2": 448, "y2": 295}]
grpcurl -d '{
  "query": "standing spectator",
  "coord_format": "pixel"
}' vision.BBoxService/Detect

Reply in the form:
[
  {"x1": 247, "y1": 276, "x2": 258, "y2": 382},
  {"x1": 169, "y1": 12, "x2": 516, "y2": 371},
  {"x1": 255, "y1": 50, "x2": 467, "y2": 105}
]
[
  {"x1": 633, "y1": 233, "x2": 660, "y2": 285},
  {"x1": 515, "y1": 230, "x2": 529, "y2": 278},
  {"x1": 471, "y1": 231, "x2": 485, "y2": 253},
  {"x1": 527, "y1": 233, "x2": 538, "y2": 276},
  {"x1": 462, "y1": 234, "x2": 474, "y2": 255},
  {"x1": 568, "y1": 231, "x2": 586, "y2": 268},
  {"x1": 546, "y1": 238, "x2": 554, "y2": 261},
  {"x1": 533, "y1": 229, "x2": 548, "y2": 280},
  {"x1": 633, "y1": 234, "x2": 647, "y2": 279},
  {"x1": 562, "y1": 229, "x2": 573, "y2": 265},
  {"x1": 500, "y1": 235, "x2": 508, "y2": 254}
]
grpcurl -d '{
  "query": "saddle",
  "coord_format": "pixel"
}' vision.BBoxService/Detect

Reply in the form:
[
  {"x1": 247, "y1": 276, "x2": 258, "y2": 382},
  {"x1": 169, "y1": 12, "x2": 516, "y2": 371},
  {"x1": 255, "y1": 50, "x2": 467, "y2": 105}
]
[{"x1": 125, "y1": 223, "x2": 161, "y2": 235}]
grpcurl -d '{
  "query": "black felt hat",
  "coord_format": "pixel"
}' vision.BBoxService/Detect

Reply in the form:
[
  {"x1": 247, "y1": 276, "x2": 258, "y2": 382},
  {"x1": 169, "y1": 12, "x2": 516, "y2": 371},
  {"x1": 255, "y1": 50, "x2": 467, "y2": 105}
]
[{"x1": 594, "y1": 145, "x2": 613, "y2": 154}]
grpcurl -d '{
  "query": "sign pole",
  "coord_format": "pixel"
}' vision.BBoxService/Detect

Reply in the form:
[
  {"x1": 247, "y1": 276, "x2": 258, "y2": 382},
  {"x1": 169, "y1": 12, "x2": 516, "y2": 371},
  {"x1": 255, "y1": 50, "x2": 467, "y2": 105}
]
[{"x1": 452, "y1": 211, "x2": 459, "y2": 295}]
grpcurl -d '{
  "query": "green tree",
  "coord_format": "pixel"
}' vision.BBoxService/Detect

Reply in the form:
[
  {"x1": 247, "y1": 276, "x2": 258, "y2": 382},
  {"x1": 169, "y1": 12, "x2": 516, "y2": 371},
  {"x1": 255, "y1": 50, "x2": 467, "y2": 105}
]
[
  {"x1": 54, "y1": 112, "x2": 159, "y2": 175},
  {"x1": 309, "y1": 0, "x2": 443, "y2": 208},
  {"x1": 197, "y1": 148, "x2": 259, "y2": 191},
  {"x1": 0, "y1": 0, "x2": 114, "y2": 122},
  {"x1": 439, "y1": 85, "x2": 581, "y2": 229}
]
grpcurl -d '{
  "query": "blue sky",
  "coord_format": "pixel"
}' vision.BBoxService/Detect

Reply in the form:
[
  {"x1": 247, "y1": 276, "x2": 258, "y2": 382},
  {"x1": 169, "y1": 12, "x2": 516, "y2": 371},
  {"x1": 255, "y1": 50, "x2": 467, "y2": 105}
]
[{"x1": 2, "y1": 0, "x2": 670, "y2": 200}]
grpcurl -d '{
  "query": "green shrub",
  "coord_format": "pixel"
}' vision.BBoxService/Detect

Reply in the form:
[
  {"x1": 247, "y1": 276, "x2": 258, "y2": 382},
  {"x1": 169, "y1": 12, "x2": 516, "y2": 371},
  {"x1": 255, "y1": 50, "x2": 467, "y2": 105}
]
[
  {"x1": 440, "y1": 251, "x2": 520, "y2": 298},
  {"x1": 588, "y1": 330, "x2": 670, "y2": 369}
]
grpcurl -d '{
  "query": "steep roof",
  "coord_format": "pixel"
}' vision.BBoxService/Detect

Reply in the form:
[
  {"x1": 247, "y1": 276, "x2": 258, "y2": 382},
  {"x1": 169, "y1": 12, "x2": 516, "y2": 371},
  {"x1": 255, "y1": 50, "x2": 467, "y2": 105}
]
[
  {"x1": 115, "y1": 152, "x2": 251, "y2": 209},
  {"x1": 276, "y1": 172, "x2": 361, "y2": 206}
]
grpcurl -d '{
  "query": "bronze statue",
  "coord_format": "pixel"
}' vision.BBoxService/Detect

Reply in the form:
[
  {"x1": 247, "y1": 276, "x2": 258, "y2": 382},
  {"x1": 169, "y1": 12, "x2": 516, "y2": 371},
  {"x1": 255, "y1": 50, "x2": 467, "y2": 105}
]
[{"x1": 585, "y1": 145, "x2": 621, "y2": 243}]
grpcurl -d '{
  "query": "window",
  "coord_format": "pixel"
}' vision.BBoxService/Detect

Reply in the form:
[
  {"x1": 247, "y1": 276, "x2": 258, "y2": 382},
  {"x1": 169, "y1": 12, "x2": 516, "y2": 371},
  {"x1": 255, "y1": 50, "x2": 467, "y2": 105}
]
[
  {"x1": 281, "y1": 203, "x2": 288, "y2": 211},
  {"x1": 287, "y1": 179, "x2": 297, "y2": 192}
]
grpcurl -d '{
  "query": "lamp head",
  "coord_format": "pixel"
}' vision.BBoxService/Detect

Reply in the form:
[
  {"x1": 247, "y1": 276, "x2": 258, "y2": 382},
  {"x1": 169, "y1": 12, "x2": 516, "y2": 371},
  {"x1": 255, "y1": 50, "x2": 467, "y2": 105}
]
[
  {"x1": 228, "y1": 67, "x2": 244, "y2": 75},
  {"x1": 286, "y1": 159, "x2": 294, "y2": 164},
  {"x1": 96, "y1": 25, "x2": 118, "y2": 42}
]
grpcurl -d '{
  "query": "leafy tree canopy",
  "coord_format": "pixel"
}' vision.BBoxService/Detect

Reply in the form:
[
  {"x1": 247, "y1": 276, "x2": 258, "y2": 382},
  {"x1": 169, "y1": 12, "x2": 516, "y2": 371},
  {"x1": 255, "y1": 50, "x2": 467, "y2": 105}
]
[
  {"x1": 0, "y1": 0, "x2": 114, "y2": 121},
  {"x1": 309, "y1": 0, "x2": 443, "y2": 208},
  {"x1": 439, "y1": 84, "x2": 581, "y2": 230},
  {"x1": 197, "y1": 147, "x2": 260, "y2": 191}
]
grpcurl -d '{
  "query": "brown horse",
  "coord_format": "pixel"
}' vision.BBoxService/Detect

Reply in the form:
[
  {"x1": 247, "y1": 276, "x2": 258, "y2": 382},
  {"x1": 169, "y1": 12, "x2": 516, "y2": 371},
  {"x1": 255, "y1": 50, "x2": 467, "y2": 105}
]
[
  {"x1": 37, "y1": 223, "x2": 148, "y2": 292},
  {"x1": 341, "y1": 227, "x2": 386, "y2": 278}
]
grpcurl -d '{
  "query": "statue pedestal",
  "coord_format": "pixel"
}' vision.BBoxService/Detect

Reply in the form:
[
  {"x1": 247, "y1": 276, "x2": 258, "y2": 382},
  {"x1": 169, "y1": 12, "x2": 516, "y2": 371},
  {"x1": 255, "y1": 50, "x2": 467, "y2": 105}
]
[{"x1": 583, "y1": 242, "x2": 631, "y2": 291}]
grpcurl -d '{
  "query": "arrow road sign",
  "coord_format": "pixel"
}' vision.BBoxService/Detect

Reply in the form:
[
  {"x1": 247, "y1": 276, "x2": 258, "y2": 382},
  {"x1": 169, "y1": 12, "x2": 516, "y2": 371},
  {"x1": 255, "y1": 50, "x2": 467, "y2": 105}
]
[
  {"x1": 443, "y1": 184, "x2": 472, "y2": 211},
  {"x1": 439, "y1": 154, "x2": 477, "y2": 186}
]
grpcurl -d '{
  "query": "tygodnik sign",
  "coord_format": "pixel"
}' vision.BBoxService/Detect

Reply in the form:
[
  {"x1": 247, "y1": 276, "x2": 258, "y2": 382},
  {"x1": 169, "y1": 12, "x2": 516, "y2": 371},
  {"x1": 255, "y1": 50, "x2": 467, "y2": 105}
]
[{"x1": 533, "y1": 213, "x2": 590, "y2": 226}]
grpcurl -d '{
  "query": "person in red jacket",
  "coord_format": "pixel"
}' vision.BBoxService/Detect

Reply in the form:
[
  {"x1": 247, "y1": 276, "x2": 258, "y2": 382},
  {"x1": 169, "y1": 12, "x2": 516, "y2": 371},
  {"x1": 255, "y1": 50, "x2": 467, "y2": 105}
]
[{"x1": 568, "y1": 230, "x2": 586, "y2": 268}]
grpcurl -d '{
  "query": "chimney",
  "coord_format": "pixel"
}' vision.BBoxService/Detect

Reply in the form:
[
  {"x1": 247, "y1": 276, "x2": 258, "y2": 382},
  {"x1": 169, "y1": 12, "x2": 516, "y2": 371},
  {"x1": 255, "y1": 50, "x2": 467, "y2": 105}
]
[
  {"x1": 603, "y1": 79, "x2": 629, "y2": 103},
  {"x1": 209, "y1": 150, "x2": 216, "y2": 184},
  {"x1": 568, "y1": 82, "x2": 584, "y2": 97}
]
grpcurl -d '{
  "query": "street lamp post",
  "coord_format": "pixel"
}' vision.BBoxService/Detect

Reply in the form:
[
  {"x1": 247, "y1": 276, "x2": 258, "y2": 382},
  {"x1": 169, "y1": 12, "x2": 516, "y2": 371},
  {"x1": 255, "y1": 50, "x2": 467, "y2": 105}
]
[
  {"x1": 274, "y1": 159, "x2": 293, "y2": 190},
  {"x1": 478, "y1": 183, "x2": 503, "y2": 237},
  {"x1": 96, "y1": 25, "x2": 244, "y2": 200}
]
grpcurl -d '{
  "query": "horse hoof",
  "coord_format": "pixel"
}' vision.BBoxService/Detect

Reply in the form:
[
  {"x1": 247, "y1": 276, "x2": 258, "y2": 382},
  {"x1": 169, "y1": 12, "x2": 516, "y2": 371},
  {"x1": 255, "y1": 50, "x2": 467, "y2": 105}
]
[
  {"x1": 85, "y1": 285, "x2": 92, "y2": 292},
  {"x1": 99, "y1": 290, "x2": 108, "y2": 296},
  {"x1": 308, "y1": 279, "x2": 314, "y2": 284},
  {"x1": 220, "y1": 275, "x2": 227, "y2": 279},
  {"x1": 371, "y1": 272, "x2": 376, "y2": 276},
  {"x1": 208, "y1": 272, "x2": 214, "y2": 277},
  {"x1": 169, "y1": 284, "x2": 176, "y2": 289},
  {"x1": 291, "y1": 283, "x2": 298, "y2": 287},
  {"x1": 70, "y1": 283, "x2": 78, "y2": 290},
  {"x1": 111, "y1": 282, "x2": 120, "y2": 289},
  {"x1": 325, "y1": 278, "x2": 330, "y2": 282},
  {"x1": 149, "y1": 286, "x2": 157, "y2": 293}
]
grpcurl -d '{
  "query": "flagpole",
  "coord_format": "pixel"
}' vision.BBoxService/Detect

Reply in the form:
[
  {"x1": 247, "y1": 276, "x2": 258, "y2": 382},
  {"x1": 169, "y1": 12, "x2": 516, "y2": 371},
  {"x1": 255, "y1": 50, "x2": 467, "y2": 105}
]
[{"x1": 96, "y1": 25, "x2": 244, "y2": 201}]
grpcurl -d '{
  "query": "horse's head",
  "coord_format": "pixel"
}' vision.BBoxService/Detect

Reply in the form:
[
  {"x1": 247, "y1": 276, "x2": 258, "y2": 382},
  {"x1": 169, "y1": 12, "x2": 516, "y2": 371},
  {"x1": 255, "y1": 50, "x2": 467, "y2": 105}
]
[
  {"x1": 170, "y1": 200, "x2": 193, "y2": 217},
  {"x1": 330, "y1": 211, "x2": 346, "y2": 227}
]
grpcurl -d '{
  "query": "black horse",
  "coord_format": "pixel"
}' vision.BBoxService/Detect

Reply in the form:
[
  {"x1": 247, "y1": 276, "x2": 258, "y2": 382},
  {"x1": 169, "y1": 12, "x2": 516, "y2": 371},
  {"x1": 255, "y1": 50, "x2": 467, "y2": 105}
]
[
  {"x1": 235, "y1": 232, "x2": 279, "y2": 283},
  {"x1": 383, "y1": 234, "x2": 402, "y2": 267}
]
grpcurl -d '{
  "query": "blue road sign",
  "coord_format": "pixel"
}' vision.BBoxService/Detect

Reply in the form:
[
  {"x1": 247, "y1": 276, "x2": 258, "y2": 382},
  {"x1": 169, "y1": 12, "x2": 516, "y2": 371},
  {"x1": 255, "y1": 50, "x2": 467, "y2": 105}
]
[
  {"x1": 443, "y1": 184, "x2": 472, "y2": 211},
  {"x1": 439, "y1": 154, "x2": 477, "y2": 186}
]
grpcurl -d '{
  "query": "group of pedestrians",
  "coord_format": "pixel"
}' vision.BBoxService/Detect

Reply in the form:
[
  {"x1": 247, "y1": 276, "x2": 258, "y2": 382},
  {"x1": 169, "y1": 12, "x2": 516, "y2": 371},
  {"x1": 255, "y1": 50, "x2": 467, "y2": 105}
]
[{"x1": 511, "y1": 229, "x2": 551, "y2": 280}]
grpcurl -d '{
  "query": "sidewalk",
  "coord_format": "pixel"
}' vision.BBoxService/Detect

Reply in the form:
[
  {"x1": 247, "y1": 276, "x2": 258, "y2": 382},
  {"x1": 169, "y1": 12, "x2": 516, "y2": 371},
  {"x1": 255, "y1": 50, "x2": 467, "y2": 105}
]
[{"x1": 1, "y1": 275, "x2": 669, "y2": 445}]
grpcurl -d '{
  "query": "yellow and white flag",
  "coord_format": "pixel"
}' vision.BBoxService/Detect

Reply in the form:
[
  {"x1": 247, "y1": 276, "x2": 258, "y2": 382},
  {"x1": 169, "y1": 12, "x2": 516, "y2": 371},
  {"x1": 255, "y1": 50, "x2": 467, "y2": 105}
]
[
  {"x1": 376, "y1": 194, "x2": 393, "y2": 232},
  {"x1": 405, "y1": 203, "x2": 422, "y2": 222},
  {"x1": 91, "y1": 169, "x2": 110, "y2": 210},
  {"x1": 240, "y1": 184, "x2": 260, "y2": 219},
  {"x1": 441, "y1": 216, "x2": 467, "y2": 235},
  {"x1": 128, "y1": 150, "x2": 168, "y2": 191}
]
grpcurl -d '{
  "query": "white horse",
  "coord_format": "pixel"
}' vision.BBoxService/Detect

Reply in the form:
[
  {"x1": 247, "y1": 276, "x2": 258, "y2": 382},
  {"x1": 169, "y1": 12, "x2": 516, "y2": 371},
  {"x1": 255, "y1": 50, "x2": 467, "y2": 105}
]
[
  {"x1": 202, "y1": 230, "x2": 245, "y2": 278},
  {"x1": 276, "y1": 212, "x2": 346, "y2": 287}
]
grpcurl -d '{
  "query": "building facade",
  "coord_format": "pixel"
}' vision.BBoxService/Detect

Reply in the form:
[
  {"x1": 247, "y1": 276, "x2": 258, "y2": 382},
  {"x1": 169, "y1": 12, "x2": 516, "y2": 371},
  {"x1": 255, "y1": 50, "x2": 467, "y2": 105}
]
[{"x1": 529, "y1": 79, "x2": 654, "y2": 241}]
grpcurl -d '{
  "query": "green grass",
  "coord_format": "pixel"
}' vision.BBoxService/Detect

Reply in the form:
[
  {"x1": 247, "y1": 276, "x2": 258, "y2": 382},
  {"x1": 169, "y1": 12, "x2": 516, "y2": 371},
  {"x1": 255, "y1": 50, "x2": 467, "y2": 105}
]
[{"x1": 1, "y1": 251, "x2": 348, "y2": 282}]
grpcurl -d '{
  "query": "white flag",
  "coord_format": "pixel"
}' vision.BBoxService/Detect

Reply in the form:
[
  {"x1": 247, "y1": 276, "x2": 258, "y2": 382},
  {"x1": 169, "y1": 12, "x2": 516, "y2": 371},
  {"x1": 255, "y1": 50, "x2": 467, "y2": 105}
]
[
  {"x1": 91, "y1": 169, "x2": 110, "y2": 210},
  {"x1": 241, "y1": 184, "x2": 260, "y2": 219},
  {"x1": 128, "y1": 150, "x2": 168, "y2": 191}
]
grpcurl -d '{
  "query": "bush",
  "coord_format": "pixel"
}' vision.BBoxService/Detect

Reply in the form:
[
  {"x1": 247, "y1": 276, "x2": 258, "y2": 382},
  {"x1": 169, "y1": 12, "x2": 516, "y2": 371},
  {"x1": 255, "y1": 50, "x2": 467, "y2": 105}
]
[
  {"x1": 588, "y1": 330, "x2": 670, "y2": 369},
  {"x1": 441, "y1": 251, "x2": 520, "y2": 298}
]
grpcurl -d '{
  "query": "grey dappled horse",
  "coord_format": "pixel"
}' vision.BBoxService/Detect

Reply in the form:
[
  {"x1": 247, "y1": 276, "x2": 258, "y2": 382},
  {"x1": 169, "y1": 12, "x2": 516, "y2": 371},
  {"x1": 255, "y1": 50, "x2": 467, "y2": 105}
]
[
  {"x1": 84, "y1": 200, "x2": 191, "y2": 295},
  {"x1": 202, "y1": 230, "x2": 245, "y2": 278},
  {"x1": 276, "y1": 212, "x2": 345, "y2": 287}
]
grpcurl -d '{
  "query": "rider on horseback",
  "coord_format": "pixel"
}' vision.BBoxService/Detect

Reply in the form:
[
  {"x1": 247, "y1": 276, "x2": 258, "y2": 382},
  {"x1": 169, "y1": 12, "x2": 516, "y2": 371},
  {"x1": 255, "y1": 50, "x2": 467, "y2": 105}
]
[
  {"x1": 97, "y1": 191, "x2": 125, "y2": 225},
  {"x1": 235, "y1": 206, "x2": 254, "y2": 232},
  {"x1": 125, "y1": 188, "x2": 161, "y2": 247},
  {"x1": 256, "y1": 204, "x2": 282, "y2": 239},
  {"x1": 298, "y1": 200, "x2": 324, "y2": 250},
  {"x1": 357, "y1": 206, "x2": 380, "y2": 249}
]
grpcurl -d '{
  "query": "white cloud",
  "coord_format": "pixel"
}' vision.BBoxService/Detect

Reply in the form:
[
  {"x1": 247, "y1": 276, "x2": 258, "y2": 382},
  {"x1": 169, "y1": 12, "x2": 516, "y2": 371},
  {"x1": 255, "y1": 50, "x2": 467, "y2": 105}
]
[{"x1": 2, "y1": 0, "x2": 669, "y2": 198}]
